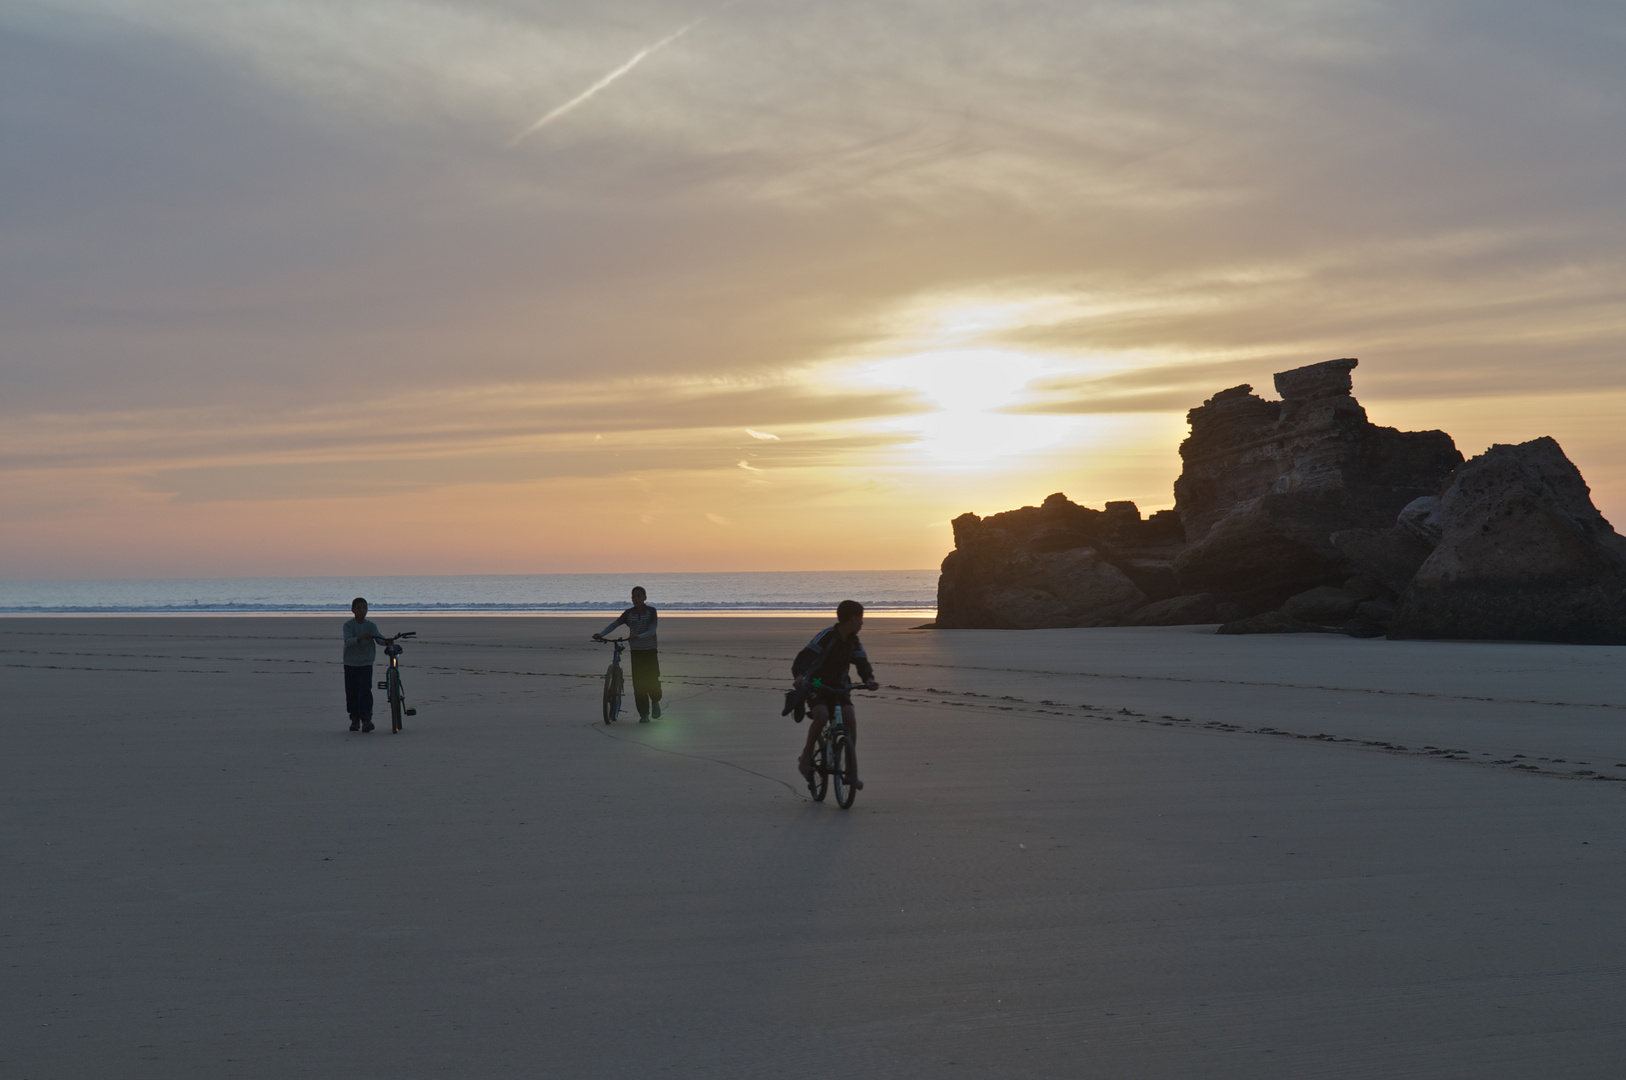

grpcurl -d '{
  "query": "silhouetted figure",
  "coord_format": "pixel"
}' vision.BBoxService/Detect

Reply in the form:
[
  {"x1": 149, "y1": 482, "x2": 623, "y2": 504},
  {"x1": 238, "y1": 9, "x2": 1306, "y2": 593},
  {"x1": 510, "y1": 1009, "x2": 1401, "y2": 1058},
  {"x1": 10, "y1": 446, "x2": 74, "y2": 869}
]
[
  {"x1": 594, "y1": 586, "x2": 663, "y2": 722},
  {"x1": 793, "y1": 599, "x2": 878, "y2": 789},
  {"x1": 343, "y1": 597, "x2": 401, "y2": 733}
]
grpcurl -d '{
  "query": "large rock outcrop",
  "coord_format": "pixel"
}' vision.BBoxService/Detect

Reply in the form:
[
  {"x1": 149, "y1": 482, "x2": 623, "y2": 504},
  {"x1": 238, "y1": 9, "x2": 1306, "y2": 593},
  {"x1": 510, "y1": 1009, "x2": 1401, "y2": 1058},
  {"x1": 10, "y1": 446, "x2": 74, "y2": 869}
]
[
  {"x1": 932, "y1": 357, "x2": 1624, "y2": 642},
  {"x1": 935, "y1": 495, "x2": 1183, "y2": 628},
  {"x1": 1173, "y1": 358, "x2": 1462, "y2": 613},
  {"x1": 1386, "y1": 437, "x2": 1626, "y2": 643}
]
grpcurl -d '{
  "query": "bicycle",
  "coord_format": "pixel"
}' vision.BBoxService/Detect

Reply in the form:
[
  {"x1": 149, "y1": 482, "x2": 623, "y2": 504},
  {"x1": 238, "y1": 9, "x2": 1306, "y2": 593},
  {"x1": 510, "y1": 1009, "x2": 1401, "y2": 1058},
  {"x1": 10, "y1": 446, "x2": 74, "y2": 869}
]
[
  {"x1": 376, "y1": 632, "x2": 418, "y2": 733},
  {"x1": 596, "y1": 638, "x2": 627, "y2": 724},
  {"x1": 804, "y1": 678, "x2": 867, "y2": 809}
]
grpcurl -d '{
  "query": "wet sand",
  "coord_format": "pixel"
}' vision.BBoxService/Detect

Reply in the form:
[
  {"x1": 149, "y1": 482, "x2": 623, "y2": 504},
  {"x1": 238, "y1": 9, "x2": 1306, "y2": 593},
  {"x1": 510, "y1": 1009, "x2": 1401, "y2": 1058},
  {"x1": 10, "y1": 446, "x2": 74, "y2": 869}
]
[{"x1": 5, "y1": 616, "x2": 1626, "y2": 1078}]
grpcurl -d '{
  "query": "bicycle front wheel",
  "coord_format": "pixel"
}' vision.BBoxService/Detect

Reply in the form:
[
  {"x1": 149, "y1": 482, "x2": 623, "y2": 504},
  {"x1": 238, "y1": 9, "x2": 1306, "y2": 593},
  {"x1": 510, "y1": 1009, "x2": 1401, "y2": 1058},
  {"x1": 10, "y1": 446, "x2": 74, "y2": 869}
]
[
  {"x1": 809, "y1": 739, "x2": 828, "y2": 802},
  {"x1": 388, "y1": 668, "x2": 404, "y2": 733},
  {"x1": 831, "y1": 731, "x2": 857, "y2": 808},
  {"x1": 602, "y1": 666, "x2": 623, "y2": 723}
]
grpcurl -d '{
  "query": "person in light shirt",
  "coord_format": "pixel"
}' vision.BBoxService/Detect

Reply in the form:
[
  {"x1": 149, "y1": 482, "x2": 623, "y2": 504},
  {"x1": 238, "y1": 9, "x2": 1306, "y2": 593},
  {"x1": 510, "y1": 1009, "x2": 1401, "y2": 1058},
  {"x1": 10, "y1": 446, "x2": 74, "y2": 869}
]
[
  {"x1": 593, "y1": 586, "x2": 663, "y2": 722},
  {"x1": 342, "y1": 597, "x2": 403, "y2": 733}
]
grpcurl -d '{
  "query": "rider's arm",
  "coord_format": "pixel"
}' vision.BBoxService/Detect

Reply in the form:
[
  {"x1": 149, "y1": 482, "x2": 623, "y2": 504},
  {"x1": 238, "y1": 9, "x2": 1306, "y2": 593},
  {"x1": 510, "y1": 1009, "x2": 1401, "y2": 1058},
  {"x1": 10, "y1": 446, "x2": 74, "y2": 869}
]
[
  {"x1": 852, "y1": 639, "x2": 876, "y2": 687},
  {"x1": 596, "y1": 613, "x2": 628, "y2": 639}
]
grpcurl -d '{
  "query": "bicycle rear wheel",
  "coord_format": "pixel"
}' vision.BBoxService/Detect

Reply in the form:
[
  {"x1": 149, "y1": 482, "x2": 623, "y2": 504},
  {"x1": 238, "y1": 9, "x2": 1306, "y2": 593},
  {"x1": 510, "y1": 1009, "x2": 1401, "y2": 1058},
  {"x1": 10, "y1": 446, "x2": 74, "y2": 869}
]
[
  {"x1": 388, "y1": 668, "x2": 404, "y2": 733},
  {"x1": 602, "y1": 666, "x2": 623, "y2": 723},
  {"x1": 809, "y1": 739, "x2": 828, "y2": 802},
  {"x1": 831, "y1": 731, "x2": 857, "y2": 808}
]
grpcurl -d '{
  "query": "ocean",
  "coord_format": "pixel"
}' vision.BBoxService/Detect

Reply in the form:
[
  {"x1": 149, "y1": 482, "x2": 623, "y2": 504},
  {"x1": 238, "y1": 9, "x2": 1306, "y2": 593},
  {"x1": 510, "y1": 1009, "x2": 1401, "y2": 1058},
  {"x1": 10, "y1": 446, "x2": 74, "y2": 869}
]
[{"x1": 0, "y1": 571, "x2": 939, "y2": 617}]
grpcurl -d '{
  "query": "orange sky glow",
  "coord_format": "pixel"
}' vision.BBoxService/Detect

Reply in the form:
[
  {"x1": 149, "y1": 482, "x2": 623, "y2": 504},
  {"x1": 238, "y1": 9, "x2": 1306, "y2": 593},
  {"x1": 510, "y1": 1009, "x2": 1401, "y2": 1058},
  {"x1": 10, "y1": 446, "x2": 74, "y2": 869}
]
[{"x1": 4, "y1": 1, "x2": 1624, "y2": 579}]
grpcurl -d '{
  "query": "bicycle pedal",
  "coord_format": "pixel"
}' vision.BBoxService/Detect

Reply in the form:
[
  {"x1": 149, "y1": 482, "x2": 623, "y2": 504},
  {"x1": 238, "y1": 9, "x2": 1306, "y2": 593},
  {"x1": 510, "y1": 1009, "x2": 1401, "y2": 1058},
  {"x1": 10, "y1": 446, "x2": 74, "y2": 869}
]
[
  {"x1": 405, "y1": 709, "x2": 417, "y2": 716},
  {"x1": 377, "y1": 681, "x2": 388, "y2": 689}
]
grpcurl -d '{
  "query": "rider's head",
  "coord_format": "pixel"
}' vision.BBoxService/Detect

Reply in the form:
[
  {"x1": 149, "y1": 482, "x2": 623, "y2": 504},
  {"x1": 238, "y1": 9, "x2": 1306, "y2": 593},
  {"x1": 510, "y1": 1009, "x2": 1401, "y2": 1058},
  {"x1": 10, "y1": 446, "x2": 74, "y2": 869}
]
[
  {"x1": 351, "y1": 597, "x2": 368, "y2": 619},
  {"x1": 836, "y1": 599, "x2": 864, "y2": 633},
  {"x1": 630, "y1": 586, "x2": 647, "y2": 606}
]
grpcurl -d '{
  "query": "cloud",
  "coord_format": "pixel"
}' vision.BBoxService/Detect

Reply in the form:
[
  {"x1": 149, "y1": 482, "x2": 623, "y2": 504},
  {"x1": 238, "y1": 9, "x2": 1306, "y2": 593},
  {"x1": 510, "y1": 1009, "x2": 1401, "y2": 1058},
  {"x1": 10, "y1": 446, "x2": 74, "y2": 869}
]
[
  {"x1": 1004, "y1": 358, "x2": 1271, "y2": 415},
  {"x1": 6, "y1": 0, "x2": 1626, "y2": 570},
  {"x1": 0, "y1": 372, "x2": 929, "y2": 473}
]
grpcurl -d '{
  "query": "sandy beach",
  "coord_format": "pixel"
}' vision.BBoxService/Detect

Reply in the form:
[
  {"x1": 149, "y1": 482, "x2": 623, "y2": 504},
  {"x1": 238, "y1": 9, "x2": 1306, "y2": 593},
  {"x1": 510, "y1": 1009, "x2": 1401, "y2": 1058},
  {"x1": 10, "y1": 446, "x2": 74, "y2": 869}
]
[{"x1": 5, "y1": 616, "x2": 1625, "y2": 1078}]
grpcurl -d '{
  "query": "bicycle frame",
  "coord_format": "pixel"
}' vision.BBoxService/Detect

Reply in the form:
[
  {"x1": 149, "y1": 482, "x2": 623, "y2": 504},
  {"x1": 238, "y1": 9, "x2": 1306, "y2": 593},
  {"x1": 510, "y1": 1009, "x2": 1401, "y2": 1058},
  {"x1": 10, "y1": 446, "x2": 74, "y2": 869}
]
[
  {"x1": 598, "y1": 638, "x2": 627, "y2": 723},
  {"x1": 805, "y1": 678, "x2": 861, "y2": 808},
  {"x1": 377, "y1": 632, "x2": 417, "y2": 733}
]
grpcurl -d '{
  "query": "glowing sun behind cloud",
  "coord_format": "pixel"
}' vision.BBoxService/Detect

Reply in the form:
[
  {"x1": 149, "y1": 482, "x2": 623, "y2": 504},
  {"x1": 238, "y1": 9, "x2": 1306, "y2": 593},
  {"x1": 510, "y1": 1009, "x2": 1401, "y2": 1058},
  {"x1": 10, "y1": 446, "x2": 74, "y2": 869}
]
[
  {"x1": 860, "y1": 348, "x2": 1067, "y2": 465},
  {"x1": 841, "y1": 291, "x2": 1117, "y2": 467}
]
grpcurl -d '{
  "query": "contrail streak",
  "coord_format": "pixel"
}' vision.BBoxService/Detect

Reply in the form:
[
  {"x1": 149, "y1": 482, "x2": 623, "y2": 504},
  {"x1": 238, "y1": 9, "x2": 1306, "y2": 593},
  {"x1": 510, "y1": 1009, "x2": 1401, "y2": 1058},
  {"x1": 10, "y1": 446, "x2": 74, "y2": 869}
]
[{"x1": 508, "y1": 20, "x2": 701, "y2": 146}]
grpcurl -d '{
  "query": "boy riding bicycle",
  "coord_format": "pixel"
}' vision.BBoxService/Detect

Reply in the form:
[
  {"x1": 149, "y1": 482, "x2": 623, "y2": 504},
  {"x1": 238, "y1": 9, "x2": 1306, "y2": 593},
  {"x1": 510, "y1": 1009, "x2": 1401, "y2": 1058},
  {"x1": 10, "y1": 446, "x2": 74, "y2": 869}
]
[{"x1": 793, "y1": 600, "x2": 878, "y2": 789}]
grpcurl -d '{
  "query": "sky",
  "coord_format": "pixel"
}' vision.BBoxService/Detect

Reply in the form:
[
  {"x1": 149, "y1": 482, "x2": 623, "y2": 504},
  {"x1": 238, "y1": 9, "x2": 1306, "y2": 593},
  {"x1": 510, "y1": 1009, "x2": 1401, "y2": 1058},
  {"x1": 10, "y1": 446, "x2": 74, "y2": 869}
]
[{"x1": 3, "y1": 0, "x2": 1625, "y2": 578}]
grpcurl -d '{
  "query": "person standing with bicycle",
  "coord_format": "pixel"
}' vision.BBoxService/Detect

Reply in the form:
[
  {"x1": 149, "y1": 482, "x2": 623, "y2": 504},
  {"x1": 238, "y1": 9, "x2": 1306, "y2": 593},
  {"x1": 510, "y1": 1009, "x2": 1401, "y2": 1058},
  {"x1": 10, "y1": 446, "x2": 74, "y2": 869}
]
[
  {"x1": 793, "y1": 600, "x2": 878, "y2": 789},
  {"x1": 592, "y1": 586, "x2": 663, "y2": 723},
  {"x1": 343, "y1": 597, "x2": 402, "y2": 733}
]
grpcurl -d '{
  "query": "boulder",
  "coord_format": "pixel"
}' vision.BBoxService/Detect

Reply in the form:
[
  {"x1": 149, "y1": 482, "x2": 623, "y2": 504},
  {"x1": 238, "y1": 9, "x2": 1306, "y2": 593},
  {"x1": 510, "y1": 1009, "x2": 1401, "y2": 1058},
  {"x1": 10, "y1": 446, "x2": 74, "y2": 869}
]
[
  {"x1": 1281, "y1": 585, "x2": 1362, "y2": 625},
  {"x1": 1356, "y1": 598, "x2": 1396, "y2": 622},
  {"x1": 1328, "y1": 524, "x2": 1436, "y2": 595},
  {"x1": 1172, "y1": 358, "x2": 1462, "y2": 614},
  {"x1": 1220, "y1": 578, "x2": 1383, "y2": 636},
  {"x1": 1389, "y1": 437, "x2": 1626, "y2": 643},
  {"x1": 1397, "y1": 495, "x2": 1444, "y2": 543},
  {"x1": 1125, "y1": 593, "x2": 1220, "y2": 626},
  {"x1": 937, "y1": 545, "x2": 1148, "y2": 629},
  {"x1": 1342, "y1": 576, "x2": 1383, "y2": 602},
  {"x1": 934, "y1": 493, "x2": 1171, "y2": 628}
]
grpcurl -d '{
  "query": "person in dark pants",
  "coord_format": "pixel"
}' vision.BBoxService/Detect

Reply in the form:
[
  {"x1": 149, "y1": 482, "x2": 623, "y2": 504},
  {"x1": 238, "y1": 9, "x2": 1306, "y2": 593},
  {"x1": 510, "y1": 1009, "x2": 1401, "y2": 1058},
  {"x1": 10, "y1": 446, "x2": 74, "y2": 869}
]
[
  {"x1": 343, "y1": 597, "x2": 400, "y2": 733},
  {"x1": 793, "y1": 599, "x2": 878, "y2": 789},
  {"x1": 593, "y1": 586, "x2": 663, "y2": 722}
]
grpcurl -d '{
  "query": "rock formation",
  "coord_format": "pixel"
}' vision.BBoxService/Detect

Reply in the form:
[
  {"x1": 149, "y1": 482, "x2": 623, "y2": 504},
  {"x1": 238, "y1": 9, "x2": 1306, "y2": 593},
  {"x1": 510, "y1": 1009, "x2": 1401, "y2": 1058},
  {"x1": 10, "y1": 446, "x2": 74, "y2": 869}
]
[
  {"x1": 933, "y1": 358, "x2": 1626, "y2": 643},
  {"x1": 1386, "y1": 437, "x2": 1626, "y2": 643},
  {"x1": 935, "y1": 495, "x2": 1183, "y2": 628},
  {"x1": 1173, "y1": 358, "x2": 1462, "y2": 613}
]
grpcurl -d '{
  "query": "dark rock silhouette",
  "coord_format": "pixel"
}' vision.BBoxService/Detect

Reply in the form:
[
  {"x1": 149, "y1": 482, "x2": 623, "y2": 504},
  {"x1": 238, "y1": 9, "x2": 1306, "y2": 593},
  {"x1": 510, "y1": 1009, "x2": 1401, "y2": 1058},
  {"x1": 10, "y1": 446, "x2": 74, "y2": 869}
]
[
  {"x1": 1125, "y1": 593, "x2": 1219, "y2": 626},
  {"x1": 1174, "y1": 359, "x2": 1462, "y2": 613},
  {"x1": 933, "y1": 359, "x2": 1623, "y2": 643},
  {"x1": 935, "y1": 494, "x2": 1181, "y2": 628},
  {"x1": 1388, "y1": 437, "x2": 1626, "y2": 643},
  {"x1": 1281, "y1": 584, "x2": 1364, "y2": 624},
  {"x1": 1328, "y1": 521, "x2": 1437, "y2": 596}
]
